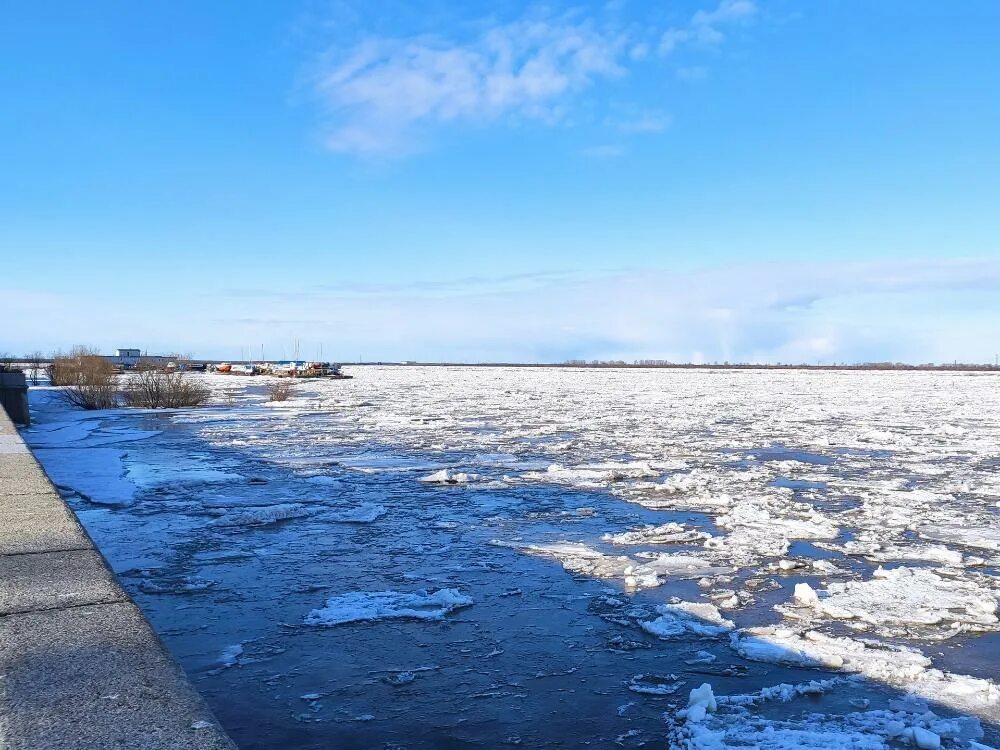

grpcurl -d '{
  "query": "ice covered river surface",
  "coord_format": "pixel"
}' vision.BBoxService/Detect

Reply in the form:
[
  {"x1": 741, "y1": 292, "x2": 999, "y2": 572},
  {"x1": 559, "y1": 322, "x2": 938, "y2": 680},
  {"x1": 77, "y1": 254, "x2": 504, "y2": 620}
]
[{"x1": 22, "y1": 367, "x2": 1000, "y2": 749}]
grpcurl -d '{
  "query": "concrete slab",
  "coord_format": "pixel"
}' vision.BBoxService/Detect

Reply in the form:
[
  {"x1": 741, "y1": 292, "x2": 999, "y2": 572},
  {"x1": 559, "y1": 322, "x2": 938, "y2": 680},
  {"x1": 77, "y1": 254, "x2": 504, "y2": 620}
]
[
  {"x1": 0, "y1": 456, "x2": 56, "y2": 495},
  {"x1": 0, "y1": 488, "x2": 67, "y2": 514},
  {"x1": 0, "y1": 494, "x2": 91, "y2": 555},
  {"x1": 0, "y1": 409, "x2": 237, "y2": 749},
  {"x1": 0, "y1": 435, "x2": 29, "y2": 454},
  {"x1": 0, "y1": 549, "x2": 125, "y2": 615},
  {"x1": 0, "y1": 601, "x2": 236, "y2": 750}
]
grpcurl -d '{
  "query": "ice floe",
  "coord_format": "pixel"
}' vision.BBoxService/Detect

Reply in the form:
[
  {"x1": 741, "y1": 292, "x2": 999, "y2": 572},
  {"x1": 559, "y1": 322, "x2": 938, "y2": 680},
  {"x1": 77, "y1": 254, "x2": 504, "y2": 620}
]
[
  {"x1": 627, "y1": 673, "x2": 684, "y2": 695},
  {"x1": 639, "y1": 600, "x2": 734, "y2": 639},
  {"x1": 331, "y1": 503, "x2": 387, "y2": 523},
  {"x1": 210, "y1": 503, "x2": 313, "y2": 527},
  {"x1": 778, "y1": 567, "x2": 999, "y2": 639},
  {"x1": 303, "y1": 588, "x2": 473, "y2": 626},
  {"x1": 515, "y1": 542, "x2": 730, "y2": 590},
  {"x1": 420, "y1": 469, "x2": 477, "y2": 484},
  {"x1": 602, "y1": 522, "x2": 709, "y2": 546},
  {"x1": 218, "y1": 643, "x2": 244, "y2": 667},
  {"x1": 731, "y1": 626, "x2": 1000, "y2": 719}
]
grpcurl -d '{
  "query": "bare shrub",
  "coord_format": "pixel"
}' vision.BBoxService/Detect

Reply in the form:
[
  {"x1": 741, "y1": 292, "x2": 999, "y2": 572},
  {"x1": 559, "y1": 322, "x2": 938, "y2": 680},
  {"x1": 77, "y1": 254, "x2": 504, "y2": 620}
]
[
  {"x1": 121, "y1": 361, "x2": 210, "y2": 408},
  {"x1": 266, "y1": 380, "x2": 295, "y2": 402},
  {"x1": 53, "y1": 348, "x2": 118, "y2": 410},
  {"x1": 49, "y1": 346, "x2": 102, "y2": 386}
]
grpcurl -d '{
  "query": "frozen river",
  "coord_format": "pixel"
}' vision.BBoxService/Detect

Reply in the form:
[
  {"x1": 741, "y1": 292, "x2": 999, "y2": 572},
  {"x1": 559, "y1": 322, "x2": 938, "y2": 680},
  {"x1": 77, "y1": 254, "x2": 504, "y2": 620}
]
[{"x1": 23, "y1": 367, "x2": 1000, "y2": 749}]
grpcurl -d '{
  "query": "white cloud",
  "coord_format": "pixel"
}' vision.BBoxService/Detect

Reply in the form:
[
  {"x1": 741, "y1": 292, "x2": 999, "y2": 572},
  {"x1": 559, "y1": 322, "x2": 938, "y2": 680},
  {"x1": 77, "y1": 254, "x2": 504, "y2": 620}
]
[
  {"x1": 692, "y1": 0, "x2": 759, "y2": 27},
  {"x1": 316, "y1": 18, "x2": 627, "y2": 154},
  {"x1": 310, "y1": 1, "x2": 760, "y2": 155},
  {"x1": 660, "y1": 0, "x2": 758, "y2": 56}
]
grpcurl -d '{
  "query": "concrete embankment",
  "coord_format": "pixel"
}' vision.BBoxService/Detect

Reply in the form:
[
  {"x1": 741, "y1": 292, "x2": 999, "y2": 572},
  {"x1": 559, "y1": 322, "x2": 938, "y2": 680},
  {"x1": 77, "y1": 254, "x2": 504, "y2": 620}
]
[
  {"x1": 0, "y1": 407, "x2": 237, "y2": 749},
  {"x1": 0, "y1": 372, "x2": 29, "y2": 426}
]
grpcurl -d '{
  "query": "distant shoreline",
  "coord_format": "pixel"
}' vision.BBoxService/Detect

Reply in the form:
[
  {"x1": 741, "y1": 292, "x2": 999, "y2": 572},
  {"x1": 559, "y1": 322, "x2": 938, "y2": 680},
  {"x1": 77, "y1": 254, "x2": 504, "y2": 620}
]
[
  {"x1": 8, "y1": 358, "x2": 999, "y2": 373},
  {"x1": 352, "y1": 361, "x2": 1000, "y2": 372}
]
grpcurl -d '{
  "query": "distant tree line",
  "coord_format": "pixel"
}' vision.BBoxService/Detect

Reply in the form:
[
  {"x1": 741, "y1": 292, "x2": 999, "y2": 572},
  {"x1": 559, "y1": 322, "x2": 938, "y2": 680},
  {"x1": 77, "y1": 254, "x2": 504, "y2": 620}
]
[{"x1": 560, "y1": 359, "x2": 1000, "y2": 371}]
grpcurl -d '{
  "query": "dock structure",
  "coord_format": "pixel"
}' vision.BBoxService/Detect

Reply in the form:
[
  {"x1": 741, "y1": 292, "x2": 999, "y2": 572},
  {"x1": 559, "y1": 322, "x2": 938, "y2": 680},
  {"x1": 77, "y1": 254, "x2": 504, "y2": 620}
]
[{"x1": 0, "y1": 408, "x2": 236, "y2": 750}]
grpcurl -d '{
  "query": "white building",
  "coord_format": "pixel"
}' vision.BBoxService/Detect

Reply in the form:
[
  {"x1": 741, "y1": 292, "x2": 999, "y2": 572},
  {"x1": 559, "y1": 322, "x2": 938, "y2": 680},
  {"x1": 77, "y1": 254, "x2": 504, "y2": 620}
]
[{"x1": 110, "y1": 348, "x2": 142, "y2": 369}]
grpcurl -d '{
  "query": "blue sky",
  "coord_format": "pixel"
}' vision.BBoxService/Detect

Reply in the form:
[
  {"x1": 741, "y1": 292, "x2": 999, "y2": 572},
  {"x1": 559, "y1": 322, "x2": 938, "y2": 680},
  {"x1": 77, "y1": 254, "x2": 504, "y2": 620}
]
[{"x1": 3, "y1": 1, "x2": 1000, "y2": 363}]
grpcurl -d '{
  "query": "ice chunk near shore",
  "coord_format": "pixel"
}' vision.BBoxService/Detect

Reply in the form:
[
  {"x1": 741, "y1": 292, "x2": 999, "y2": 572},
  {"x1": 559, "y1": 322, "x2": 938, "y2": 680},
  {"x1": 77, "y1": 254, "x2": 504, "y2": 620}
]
[
  {"x1": 138, "y1": 576, "x2": 216, "y2": 595},
  {"x1": 210, "y1": 503, "x2": 312, "y2": 527},
  {"x1": 218, "y1": 643, "x2": 244, "y2": 667},
  {"x1": 33, "y1": 447, "x2": 137, "y2": 506},
  {"x1": 127, "y1": 462, "x2": 243, "y2": 489},
  {"x1": 304, "y1": 589, "x2": 473, "y2": 626},
  {"x1": 331, "y1": 503, "x2": 386, "y2": 523},
  {"x1": 639, "y1": 601, "x2": 734, "y2": 640},
  {"x1": 778, "y1": 566, "x2": 998, "y2": 639}
]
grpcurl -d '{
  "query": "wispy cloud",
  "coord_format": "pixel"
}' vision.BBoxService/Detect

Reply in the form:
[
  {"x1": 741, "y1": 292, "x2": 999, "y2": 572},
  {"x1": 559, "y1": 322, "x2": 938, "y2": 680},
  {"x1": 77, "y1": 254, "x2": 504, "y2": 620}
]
[
  {"x1": 659, "y1": 0, "x2": 758, "y2": 55},
  {"x1": 314, "y1": 16, "x2": 627, "y2": 155},
  {"x1": 309, "y1": 1, "x2": 759, "y2": 156}
]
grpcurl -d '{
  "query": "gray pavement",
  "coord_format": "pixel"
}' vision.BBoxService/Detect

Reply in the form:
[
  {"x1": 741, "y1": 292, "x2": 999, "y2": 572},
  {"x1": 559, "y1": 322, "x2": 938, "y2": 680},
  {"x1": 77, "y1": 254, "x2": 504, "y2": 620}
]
[{"x1": 0, "y1": 408, "x2": 237, "y2": 750}]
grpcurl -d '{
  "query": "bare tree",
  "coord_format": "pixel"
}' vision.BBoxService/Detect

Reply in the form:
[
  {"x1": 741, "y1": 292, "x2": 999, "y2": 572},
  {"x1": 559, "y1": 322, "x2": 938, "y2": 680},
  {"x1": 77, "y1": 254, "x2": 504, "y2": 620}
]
[
  {"x1": 55, "y1": 350, "x2": 118, "y2": 410},
  {"x1": 49, "y1": 346, "x2": 103, "y2": 386},
  {"x1": 24, "y1": 351, "x2": 45, "y2": 385},
  {"x1": 121, "y1": 360, "x2": 210, "y2": 408}
]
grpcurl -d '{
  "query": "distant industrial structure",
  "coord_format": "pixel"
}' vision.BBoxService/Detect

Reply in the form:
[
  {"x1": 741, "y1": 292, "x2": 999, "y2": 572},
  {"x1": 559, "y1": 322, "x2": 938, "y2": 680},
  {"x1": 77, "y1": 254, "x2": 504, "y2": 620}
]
[
  {"x1": 110, "y1": 348, "x2": 141, "y2": 369},
  {"x1": 107, "y1": 348, "x2": 177, "y2": 371}
]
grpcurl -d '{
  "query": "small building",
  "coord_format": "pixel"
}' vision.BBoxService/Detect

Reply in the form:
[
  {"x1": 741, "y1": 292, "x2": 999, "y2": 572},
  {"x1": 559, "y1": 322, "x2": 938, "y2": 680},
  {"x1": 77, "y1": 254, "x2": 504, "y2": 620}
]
[{"x1": 110, "y1": 348, "x2": 142, "y2": 370}]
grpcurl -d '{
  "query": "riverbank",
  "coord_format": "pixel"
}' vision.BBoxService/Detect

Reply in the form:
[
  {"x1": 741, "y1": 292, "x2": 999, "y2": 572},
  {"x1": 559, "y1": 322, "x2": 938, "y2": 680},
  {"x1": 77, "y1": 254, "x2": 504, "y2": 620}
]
[{"x1": 0, "y1": 407, "x2": 236, "y2": 750}]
